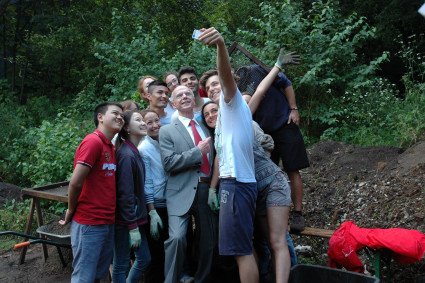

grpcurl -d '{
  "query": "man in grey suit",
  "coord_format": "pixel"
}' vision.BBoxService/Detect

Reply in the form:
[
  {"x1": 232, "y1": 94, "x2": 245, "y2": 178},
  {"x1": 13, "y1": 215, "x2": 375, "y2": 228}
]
[{"x1": 159, "y1": 85, "x2": 216, "y2": 283}]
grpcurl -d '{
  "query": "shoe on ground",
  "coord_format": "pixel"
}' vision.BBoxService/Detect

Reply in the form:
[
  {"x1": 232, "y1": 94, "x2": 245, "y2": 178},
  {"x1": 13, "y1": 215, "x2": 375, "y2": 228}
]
[{"x1": 290, "y1": 212, "x2": 305, "y2": 232}]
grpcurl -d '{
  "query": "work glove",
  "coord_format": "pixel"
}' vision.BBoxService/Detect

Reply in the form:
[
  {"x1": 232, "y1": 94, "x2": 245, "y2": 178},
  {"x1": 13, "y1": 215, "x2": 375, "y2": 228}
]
[
  {"x1": 129, "y1": 228, "x2": 141, "y2": 249},
  {"x1": 275, "y1": 48, "x2": 301, "y2": 69},
  {"x1": 149, "y1": 209, "x2": 164, "y2": 240},
  {"x1": 207, "y1": 187, "x2": 219, "y2": 211}
]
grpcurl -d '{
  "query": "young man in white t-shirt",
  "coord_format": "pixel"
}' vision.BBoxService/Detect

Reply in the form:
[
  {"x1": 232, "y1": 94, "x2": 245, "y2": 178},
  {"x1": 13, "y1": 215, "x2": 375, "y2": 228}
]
[{"x1": 199, "y1": 27, "x2": 259, "y2": 283}]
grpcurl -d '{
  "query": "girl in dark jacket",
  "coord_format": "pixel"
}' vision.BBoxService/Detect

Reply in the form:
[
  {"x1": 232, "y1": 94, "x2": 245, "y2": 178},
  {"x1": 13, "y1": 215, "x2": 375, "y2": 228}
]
[{"x1": 113, "y1": 109, "x2": 151, "y2": 283}]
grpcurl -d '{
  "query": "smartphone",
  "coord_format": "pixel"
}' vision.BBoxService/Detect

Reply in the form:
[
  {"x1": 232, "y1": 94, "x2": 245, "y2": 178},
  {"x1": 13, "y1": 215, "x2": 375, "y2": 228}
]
[
  {"x1": 419, "y1": 3, "x2": 425, "y2": 18},
  {"x1": 192, "y1": 29, "x2": 202, "y2": 40}
]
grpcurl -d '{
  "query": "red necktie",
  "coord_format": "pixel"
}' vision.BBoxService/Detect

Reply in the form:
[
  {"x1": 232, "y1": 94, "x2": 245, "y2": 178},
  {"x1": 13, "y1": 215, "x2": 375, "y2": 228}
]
[{"x1": 189, "y1": 120, "x2": 210, "y2": 176}]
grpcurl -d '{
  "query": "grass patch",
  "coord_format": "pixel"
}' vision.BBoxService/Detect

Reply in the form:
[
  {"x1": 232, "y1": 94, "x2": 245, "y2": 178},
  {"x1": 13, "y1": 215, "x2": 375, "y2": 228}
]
[{"x1": 0, "y1": 237, "x2": 19, "y2": 252}]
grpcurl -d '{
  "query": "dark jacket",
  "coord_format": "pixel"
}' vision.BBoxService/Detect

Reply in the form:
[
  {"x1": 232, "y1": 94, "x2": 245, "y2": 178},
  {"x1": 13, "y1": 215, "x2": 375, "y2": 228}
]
[{"x1": 115, "y1": 141, "x2": 147, "y2": 229}]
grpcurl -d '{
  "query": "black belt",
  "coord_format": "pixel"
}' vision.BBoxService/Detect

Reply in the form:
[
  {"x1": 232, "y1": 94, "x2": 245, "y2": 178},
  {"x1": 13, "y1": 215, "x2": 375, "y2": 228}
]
[{"x1": 198, "y1": 177, "x2": 211, "y2": 184}]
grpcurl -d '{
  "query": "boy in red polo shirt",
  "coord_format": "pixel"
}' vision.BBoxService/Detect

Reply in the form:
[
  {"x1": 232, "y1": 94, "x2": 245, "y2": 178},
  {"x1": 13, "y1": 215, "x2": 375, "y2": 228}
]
[{"x1": 60, "y1": 102, "x2": 124, "y2": 283}]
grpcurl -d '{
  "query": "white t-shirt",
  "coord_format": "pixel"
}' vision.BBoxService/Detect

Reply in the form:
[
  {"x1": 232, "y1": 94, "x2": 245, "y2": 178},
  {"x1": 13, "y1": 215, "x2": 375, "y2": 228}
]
[{"x1": 215, "y1": 89, "x2": 255, "y2": 183}]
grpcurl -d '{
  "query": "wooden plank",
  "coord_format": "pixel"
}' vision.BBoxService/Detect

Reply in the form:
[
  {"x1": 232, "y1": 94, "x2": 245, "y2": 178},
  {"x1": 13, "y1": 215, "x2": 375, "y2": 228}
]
[
  {"x1": 290, "y1": 227, "x2": 335, "y2": 238},
  {"x1": 22, "y1": 185, "x2": 69, "y2": 203},
  {"x1": 227, "y1": 42, "x2": 271, "y2": 72},
  {"x1": 227, "y1": 41, "x2": 238, "y2": 55},
  {"x1": 24, "y1": 181, "x2": 69, "y2": 192}
]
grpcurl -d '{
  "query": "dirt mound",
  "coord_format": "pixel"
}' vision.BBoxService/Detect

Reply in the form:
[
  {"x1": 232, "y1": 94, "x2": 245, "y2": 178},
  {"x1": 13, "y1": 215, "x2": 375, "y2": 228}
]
[
  {"x1": 303, "y1": 141, "x2": 424, "y2": 231},
  {"x1": 0, "y1": 182, "x2": 22, "y2": 206},
  {"x1": 398, "y1": 141, "x2": 425, "y2": 174}
]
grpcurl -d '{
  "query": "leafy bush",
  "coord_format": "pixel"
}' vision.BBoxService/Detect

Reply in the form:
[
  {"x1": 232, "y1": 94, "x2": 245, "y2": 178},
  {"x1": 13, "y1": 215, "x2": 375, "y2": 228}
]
[
  {"x1": 0, "y1": 199, "x2": 32, "y2": 232},
  {"x1": 395, "y1": 80, "x2": 425, "y2": 147},
  {"x1": 0, "y1": 82, "x2": 26, "y2": 159},
  {"x1": 320, "y1": 77, "x2": 400, "y2": 145},
  {"x1": 6, "y1": 112, "x2": 92, "y2": 186}
]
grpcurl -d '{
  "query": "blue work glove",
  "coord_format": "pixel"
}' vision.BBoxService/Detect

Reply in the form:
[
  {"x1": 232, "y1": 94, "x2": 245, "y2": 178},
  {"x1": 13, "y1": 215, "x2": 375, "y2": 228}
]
[
  {"x1": 207, "y1": 187, "x2": 219, "y2": 211},
  {"x1": 149, "y1": 209, "x2": 163, "y2": 240},
  {"x1": 129, "y1": 228, "x2": 141, "y2": 249}
]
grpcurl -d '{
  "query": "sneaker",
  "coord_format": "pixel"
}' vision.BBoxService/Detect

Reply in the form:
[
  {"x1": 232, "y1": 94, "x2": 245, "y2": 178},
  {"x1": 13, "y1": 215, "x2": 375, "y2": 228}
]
[
  {"x1": 179, "y1": 274, "x2": 194, "y2": 283},
  {"x1": 290, "y1": 211, "x2": 305, "y2": 232}
]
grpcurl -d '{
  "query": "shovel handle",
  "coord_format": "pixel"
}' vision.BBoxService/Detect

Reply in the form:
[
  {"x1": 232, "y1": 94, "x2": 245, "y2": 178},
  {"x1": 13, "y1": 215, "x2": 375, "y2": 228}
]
[{"x1": 14, "y1": 241, "x2": 31, "y2": 249}]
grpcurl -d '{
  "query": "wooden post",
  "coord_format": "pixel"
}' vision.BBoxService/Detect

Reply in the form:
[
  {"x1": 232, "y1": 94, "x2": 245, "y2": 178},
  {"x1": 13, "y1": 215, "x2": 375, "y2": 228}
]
[
  {"x1": 34, "y1": 199, "x2": 48, "y2": 261},
  {"x1": 19, "y1": 198, "x2": 35, "y2": 264}
]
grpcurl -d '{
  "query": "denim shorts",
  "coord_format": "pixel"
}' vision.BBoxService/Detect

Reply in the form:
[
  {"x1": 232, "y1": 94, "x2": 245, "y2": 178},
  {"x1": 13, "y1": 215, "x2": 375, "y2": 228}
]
[
  {"x1": 256, "y1": 171, "x2": 292, "y2": 217},
  {"x1": 70, "y1": 221, "x2": 114, "y2": 283},
  {"x1": 218, "y1": 179, "x2": 257, "y2": 256}
]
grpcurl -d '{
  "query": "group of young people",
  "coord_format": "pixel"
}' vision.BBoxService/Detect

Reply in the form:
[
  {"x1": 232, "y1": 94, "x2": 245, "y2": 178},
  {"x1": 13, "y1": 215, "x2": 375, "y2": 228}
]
[{"x1": 60, "y1": 27, "x2": 310, "y2": 283}]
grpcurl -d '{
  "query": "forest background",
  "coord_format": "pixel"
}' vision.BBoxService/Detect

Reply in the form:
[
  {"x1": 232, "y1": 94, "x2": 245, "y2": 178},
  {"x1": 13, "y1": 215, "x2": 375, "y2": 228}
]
[{"x1": 0, "y1": 0, "x2": 424, "y2": 191}]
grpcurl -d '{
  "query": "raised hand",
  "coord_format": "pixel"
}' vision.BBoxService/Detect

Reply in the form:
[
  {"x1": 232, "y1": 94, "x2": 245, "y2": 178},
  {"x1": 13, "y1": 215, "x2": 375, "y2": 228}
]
[
  {"x1": 275, "y1": 48, "x2": 301, "y2": 69},
  {"x1": 198, "y1": 27, "x2": 224, "y2": 46}
]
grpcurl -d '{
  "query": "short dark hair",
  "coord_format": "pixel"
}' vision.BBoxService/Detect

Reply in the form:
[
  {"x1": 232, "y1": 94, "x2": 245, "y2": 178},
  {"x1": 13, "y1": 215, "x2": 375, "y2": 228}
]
[
  {"x1": 93, "y1": 102, "x2": 123, "y2": 127},
  {"x1": 178, "y1": 66, "x2": 197, "y2": 83},
  {"x1": 147, "y1": 80, "x2": 168, "y2": 94},
  {"x1": 199, "y1": 69, "x2": 218, "y2": 90}
]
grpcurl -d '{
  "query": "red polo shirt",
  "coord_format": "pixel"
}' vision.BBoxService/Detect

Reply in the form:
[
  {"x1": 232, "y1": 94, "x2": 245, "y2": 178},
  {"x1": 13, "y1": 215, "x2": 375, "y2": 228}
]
[{"x1": 72, "y1": 129, "x2": 117, "y2": 225}]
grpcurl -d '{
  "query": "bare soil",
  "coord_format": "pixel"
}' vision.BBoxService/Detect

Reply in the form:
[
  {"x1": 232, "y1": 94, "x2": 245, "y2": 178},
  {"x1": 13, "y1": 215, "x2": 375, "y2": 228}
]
[
  {"x1": 0, "y1": 245, "x2": 72, "y2": 283},
  {"x1": 1, "y1": 140, "x2": 424, "y2": 282}
]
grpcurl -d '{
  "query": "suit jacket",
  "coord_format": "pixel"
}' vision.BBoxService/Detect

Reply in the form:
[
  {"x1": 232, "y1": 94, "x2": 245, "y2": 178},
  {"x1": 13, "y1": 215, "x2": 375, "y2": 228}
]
[{"x1": 159, "y1": 116, "x2": 213, "y2": 216}]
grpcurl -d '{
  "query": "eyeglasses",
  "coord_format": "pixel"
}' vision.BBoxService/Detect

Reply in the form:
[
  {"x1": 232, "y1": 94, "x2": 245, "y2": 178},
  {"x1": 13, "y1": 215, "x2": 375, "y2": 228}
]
[
  {"x1": 167, "y1": 78, "x2": 178, "y2": 88},
  {"x1": 174, "y1": 91, "x2": 194, "y2": 100}
]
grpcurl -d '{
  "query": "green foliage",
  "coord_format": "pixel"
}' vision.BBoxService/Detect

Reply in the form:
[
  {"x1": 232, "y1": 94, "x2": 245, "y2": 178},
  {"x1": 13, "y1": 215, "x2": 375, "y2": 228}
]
[
  {"x1": 320, "y1": 77, "x2": 401, "y2": 145},
  {"x1": 137, "y1": 0, "x2": 207, "y2": 54},
  {"x1": 320, "y1": 36, "x2": 425, "y2": 146},
  {"x1": 0, "y1": 81, "x2": 26, "y2": 167},
  {"x1": 395, "y1": 80, "x2": 425, "y2": 147},
  {"x1": 201, "y1": 0, "x2": 263, "y2": 32},
  {"x1": 0, "y1": 199, "x2": 31, "y2": 232},
  {"x1": 6, "y1": 112, "x2": 92, "y2": 186}
]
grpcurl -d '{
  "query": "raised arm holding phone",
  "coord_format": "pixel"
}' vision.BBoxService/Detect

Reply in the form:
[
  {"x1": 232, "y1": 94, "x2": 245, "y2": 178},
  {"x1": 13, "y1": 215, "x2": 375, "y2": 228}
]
[{"x1": 198, "y1": 27, "x2": 259, "y2": 283}]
